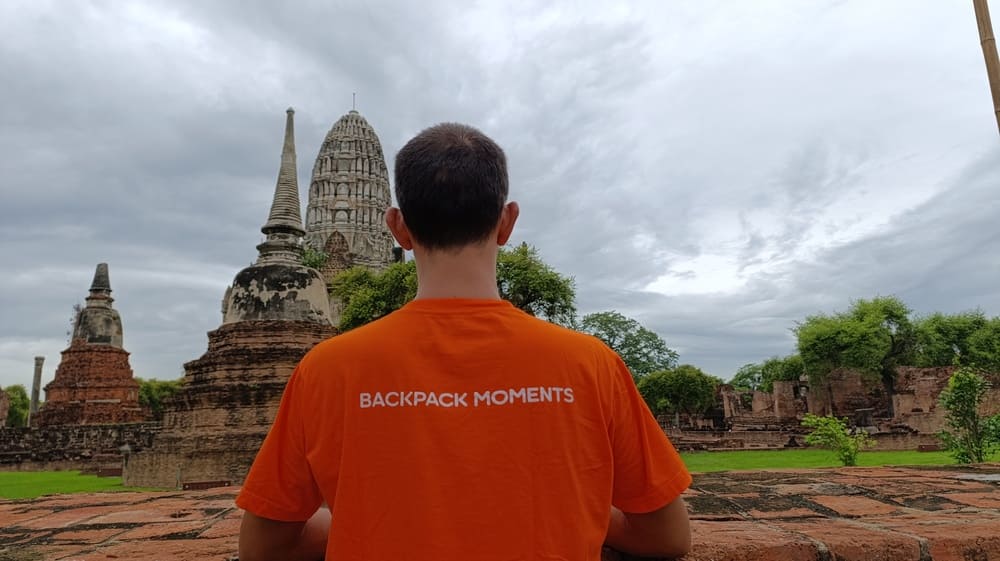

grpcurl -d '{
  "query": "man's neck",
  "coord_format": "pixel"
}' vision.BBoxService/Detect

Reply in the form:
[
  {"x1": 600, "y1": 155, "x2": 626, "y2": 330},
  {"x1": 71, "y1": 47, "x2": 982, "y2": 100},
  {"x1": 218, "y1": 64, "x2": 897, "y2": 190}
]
[{"x1": 412, "y1": 243, "x2": 500, "y2": 300}]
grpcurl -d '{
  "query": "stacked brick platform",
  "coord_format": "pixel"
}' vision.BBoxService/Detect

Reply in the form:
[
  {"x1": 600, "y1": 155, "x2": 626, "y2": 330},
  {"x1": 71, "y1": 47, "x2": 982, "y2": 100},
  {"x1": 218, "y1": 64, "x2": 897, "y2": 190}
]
[
  {"x1": 122, "y1": 320, "x2": 335, "y2": 489},
  {"x1": 33, "y1": 342, "x2": 143, "y2": 427}
]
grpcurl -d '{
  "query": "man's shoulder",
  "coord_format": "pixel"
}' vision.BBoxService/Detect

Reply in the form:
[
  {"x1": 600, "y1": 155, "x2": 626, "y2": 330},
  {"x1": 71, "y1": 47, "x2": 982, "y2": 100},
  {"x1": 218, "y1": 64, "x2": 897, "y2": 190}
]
[{"x1": 299, "y1": 303, "x2": 619, "y2": 367}]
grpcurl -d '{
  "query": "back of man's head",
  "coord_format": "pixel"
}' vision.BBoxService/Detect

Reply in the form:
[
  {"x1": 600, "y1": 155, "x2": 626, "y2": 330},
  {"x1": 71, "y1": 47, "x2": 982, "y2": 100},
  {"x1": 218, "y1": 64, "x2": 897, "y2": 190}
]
[{"x1": 394, "y1": 123, "x2": 508, "y2": 251}]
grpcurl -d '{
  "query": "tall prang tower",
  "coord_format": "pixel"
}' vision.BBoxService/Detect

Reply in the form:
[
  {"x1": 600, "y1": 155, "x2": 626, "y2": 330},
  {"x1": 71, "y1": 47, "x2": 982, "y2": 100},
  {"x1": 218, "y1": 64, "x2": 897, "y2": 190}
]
[
  {"x1": 124, "y1": 109, "x2": 337, "y2": 489},
  {"x1": 305, "y1": 109, "x2": 397, "y2": 284}
]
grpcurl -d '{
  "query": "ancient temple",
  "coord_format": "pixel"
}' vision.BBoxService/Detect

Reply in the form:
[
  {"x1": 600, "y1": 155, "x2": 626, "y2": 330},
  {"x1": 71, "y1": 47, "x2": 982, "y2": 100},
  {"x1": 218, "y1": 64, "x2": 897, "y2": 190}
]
[
  {"x1": 305, "y1": 109, "x2": 398, "y2": 283},
  {"x1": 124, "y1": 109, "x2": 337, "y2": 489},
  {"x1": 33, "y1": 264, "x2": 144, "y2": 427}
]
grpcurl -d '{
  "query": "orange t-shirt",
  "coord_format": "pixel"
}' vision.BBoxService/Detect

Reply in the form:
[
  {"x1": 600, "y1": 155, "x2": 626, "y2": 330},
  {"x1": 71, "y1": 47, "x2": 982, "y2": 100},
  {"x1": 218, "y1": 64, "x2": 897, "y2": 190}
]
[{"x1": 237, "y1": 299, "x2": 691, "y2": 560}]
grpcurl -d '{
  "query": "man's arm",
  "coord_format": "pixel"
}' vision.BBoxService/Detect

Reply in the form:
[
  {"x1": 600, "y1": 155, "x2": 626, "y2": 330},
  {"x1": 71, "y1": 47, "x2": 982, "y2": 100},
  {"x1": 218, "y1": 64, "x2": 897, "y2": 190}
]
[
  {"x1": 238, "y1": 507, "x2": 331, "y2": 561},
  {"x1": 605, "y1": 497, "x2": 691, "y2": 559}
]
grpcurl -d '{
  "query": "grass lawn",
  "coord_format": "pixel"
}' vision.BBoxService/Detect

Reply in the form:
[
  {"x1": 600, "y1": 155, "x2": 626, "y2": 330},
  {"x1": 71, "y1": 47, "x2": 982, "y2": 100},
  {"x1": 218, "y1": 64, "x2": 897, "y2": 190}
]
[
  {"x1": 679, "y1": 448, "x2": 960, "y2": 473},
  {"x1": 0, "y1": 449, "x2": 978, "y2": 498},
  {"x1": 0, "y1": 471, "x2": 139, "y2": 500}
]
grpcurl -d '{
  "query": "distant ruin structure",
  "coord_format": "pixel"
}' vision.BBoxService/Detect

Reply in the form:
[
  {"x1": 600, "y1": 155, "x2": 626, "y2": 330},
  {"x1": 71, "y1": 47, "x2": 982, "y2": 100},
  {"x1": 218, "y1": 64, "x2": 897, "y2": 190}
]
[
  {"x1": 0, "y1": 391, "x2": 9, "y2": 428},
  {"x1": 28, "y1": 356, "x2": 43, "y2": 424},
  {"x1": 668, "y1": 366, "x2": 1000, "y2": 452},
  {"x1": 124, "y1": 109, "x2": 337, "y2": 489},
  {"x1": 720, "y1": 379, "x2": 808, "y2": 431},
  {"x1": 32, "y1": 264, "x2": 143, "y2": 427},
  {"x1": 305, "y1": 110, "x2": 398, "y2": 287}
]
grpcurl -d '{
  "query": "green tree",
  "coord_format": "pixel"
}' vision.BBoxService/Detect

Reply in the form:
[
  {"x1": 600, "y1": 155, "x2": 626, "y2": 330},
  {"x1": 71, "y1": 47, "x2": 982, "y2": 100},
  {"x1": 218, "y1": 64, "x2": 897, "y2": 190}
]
[
  {"x1": 796, "y1": 296, "x2": 916, "y2": 416},
  {"x1": 759, "y1": 354, "x2": 805, "y2": 392},
  {"x1": 302, "y1": 247, "x2": 328, "y2": 270},
  {"x1": 496, "y1": 242, "x2": 576, "y2": 326},
  {"x1": 331, "y1": 261, "x2": 419, "y2": 331},
  {"x1": 937, "y1": 368, "x2": 1000, "y2": 464},
  {"x1": 638, "y1": 365, "x2": 720, "y2": 416},
  {"x1": 4, "y1": 385, "x2": 30, "y2": 428},
  {"x1": 965, "y1": 317, "x2": 1000, "y2": 372},
  {"x1": 731, "y1": 355, "x2": 805, "y2": 393},
  {"x1": 331, "y1": 243, "x2": 577, "y2": 331},
  {"x1": 580, "y1": 311, "x2": 677, "y2": 379},
  {"x1": 729, "y1": 363, "x2": 764, "y2": 392},
  {"x1": 913, "y1": 311, "x2": 987, "y2": 367},
  {"x1": 136, "y1": 378, "x2": 182, "y2": 421},
  {"x1": 801, "y1": 413, "x2": 874, "y2": 466}
]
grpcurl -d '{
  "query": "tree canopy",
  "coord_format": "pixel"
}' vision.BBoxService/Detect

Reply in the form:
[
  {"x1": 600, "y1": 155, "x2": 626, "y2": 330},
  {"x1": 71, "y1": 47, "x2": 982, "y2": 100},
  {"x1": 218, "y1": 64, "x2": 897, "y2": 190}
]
[
  {"x1": 637, "y1": 365, "x2": 720, "y2": 416},
  {"x1": 964, "y1": 317, "x2": 1000, "y2": 372},
  {"x1": 330, "y1": 261, "x2": 419, "y2": 331},
  {"x1": 729, "y1": 363, "x2": 763, "y2": 392},
  {"x1": 580, "y1": 311, "x2": 677, "y2": 379},
  {"x1": 496, "y1": 242, "x2": 576, "y2": 326},
  {"x1": 136, "y1": 378, "x2": 183, "y2": 422},
  {"x1": 4, "y1": 385, "x2": 29, "y2": 428},
  {"x1": 794, "y1": 297, "x2": 1000, "y2": 390},
  {"x1": 913, "y1": 311, "x2": 988, "y2": 368},
  {"x1": 730, "y1": 355, "x2": 804, "y2": 393},
  {"x1": 330, "y1": 243, "x2": 577, "y2": 331},
  {"x1": 796, "y1": 296, "x2": 915, "y2": 415}
]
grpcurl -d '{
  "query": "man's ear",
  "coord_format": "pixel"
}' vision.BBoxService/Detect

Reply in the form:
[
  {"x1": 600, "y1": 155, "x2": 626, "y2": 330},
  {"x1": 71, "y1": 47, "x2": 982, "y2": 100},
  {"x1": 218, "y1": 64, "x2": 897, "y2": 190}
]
[
  {"x1": 496, "y1": 201, "x2": 519, "y2": 246},
  {"x1": 386, "y1": 207, "x2": 414, "y2": 250}
]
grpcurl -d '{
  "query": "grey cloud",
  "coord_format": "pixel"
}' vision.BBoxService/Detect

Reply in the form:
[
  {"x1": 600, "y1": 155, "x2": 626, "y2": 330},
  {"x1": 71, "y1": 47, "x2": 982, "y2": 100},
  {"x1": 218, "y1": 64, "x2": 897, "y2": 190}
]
[{"x1": 1, "y1": 0, "x2": 998, "y2": 388}]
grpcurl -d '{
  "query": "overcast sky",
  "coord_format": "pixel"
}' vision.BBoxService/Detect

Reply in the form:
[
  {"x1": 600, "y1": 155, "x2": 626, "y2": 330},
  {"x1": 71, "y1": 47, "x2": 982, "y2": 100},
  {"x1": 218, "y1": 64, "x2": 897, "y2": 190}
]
[{"x1": 1, "y1": 0, "x2": 999, "y2": 390}]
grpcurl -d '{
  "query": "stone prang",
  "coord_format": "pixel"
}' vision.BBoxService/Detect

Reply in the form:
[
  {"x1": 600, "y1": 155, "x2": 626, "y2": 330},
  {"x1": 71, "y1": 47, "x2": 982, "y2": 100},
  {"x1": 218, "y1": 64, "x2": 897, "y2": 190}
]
[{"x1": 305, "y1": 109, "x2": 398, "y2": 282}]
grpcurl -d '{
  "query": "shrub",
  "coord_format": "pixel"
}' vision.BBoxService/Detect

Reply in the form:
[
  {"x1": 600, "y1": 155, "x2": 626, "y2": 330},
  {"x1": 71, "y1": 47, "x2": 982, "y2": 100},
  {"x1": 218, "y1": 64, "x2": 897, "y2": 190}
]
[
  {"x1": 938, "y1": 367, "x2": 1000, "y2": 463},
  {"x1": 801, "y1": 413, "x2": 874, "y2": 466},
  {"x1": 302, "y1": 247, "x2": 328, "y2": 270}
]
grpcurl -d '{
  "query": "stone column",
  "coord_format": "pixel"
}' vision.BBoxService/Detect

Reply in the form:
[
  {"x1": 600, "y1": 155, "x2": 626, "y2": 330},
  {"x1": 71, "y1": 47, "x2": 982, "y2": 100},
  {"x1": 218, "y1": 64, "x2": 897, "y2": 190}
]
[{"x1": 29, "y1": 356, "x2": 44, "y2": 423}]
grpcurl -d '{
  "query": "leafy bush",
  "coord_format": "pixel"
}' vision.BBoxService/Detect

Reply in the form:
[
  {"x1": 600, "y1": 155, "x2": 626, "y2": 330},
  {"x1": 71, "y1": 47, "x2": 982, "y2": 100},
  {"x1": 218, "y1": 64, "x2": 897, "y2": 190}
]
[
  {"x1": 136, "y1": 378, "x2": 182, "y2": 421},
  {"x1": 638, "y1": 365, "x2": 720, "y2": 416},
  {"x1": 4, "y1": 385, "x2": 30, "y2": 428},
  {"x1": 801, "y1": 414, "x2": 874, "y2": 466},
  {"x1": 302, "y1": 247, "x2": 328, "y2": 270},
  {"x1": 938, "y1": 367, "x2": 1000, "y2": 463}
]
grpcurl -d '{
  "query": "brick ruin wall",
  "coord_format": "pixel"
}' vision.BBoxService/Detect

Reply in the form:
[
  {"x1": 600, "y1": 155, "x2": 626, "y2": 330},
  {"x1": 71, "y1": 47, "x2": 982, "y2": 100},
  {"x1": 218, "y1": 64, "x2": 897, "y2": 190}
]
[
  {"x1": 0, "y1": 423, "x2": 160, "y2": 473},
  {"x1": 677, "y1": 367, "x2": 1000, "y2": 451},
  {"x1": 888, "y1": 367, "x2": 1000, "y2": 434}
]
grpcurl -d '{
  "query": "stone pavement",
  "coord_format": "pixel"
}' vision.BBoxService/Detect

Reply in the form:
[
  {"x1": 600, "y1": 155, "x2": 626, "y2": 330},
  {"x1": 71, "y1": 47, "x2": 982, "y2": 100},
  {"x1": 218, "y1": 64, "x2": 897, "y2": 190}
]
[{"x1": 1, "y1": 465, "x2": 998, "y2": 561}]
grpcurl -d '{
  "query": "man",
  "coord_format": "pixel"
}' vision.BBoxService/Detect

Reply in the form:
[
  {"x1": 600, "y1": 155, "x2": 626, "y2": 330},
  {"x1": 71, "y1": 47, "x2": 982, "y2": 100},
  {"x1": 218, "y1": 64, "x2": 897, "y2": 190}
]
[{"x1": 237, "y1": 123, "x2": 692, "y2": 560}]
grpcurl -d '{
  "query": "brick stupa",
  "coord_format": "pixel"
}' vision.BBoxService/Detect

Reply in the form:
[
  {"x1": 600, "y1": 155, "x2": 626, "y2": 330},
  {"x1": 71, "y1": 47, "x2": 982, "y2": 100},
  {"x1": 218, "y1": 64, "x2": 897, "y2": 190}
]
[
  {"x1": 124, "y1": 109, "x2": 337, "y2": 489},
  {"x1": 33, "y1": 264, "x2": 144, "y2": 427}
]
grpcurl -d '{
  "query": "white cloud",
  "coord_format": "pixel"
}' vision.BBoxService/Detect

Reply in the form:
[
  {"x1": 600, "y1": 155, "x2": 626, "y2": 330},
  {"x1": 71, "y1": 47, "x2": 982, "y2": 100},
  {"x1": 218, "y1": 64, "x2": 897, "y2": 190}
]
[{"x1": 1, "y1": 0, "x2": 998, "y2": 387}]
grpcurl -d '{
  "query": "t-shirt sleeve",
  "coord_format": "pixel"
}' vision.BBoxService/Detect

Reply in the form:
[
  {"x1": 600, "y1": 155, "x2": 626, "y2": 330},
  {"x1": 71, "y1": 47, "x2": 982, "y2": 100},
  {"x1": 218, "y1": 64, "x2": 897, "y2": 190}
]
[
  {"x1": 236, "y1": 366, "x2": 323, "y2": 521},
  {"x1": 607, "y1": 355, "x2": 692, "y2": 513}
]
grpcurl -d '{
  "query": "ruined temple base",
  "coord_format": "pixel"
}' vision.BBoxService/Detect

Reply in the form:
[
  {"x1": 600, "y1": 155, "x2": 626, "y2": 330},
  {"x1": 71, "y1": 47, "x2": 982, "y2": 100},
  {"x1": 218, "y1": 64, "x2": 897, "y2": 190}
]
[
  {"x1": 4, "y1": 464, "x2": 999, "y2": 560},
  {"x1": 123, "y1": 320, "x2": 337, "y2": 489},
  {"x1": 33, "y1": 343, "x2": 144, "y2": 428},
  {"x1": 0, "y1": 423, "x2": 159, "y2": 474},
  {"x1": 122, "y1": 433, "x2": 266, "y2": 489}
]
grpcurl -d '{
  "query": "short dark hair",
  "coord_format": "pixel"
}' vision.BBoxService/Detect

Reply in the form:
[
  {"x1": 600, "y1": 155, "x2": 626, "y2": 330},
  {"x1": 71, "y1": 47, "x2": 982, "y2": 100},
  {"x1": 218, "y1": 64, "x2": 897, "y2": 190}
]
[{"x1": 394, "y1": 123, "x2": 508, "y2": 250}]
